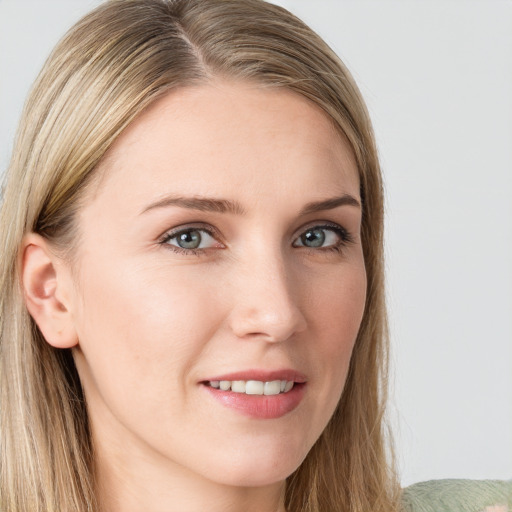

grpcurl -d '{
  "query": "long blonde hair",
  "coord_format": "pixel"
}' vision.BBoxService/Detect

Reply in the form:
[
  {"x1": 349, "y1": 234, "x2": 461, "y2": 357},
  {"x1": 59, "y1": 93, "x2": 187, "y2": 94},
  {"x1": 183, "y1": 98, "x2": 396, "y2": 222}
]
[{"x1": 0, "y1": 1, "x2": 399, "y2": 510}]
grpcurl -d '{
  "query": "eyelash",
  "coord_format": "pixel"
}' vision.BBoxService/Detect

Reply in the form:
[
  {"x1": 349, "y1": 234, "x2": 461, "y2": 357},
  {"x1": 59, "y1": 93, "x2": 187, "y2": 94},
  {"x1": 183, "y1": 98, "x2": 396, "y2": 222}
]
[
  {"x1": 294, "y1": 223, "x2": 355, "y2": 254},
  {"x1": 159, "y1": 224, "x2": 221, "y2": 256},
  {"x1": 159, "y1": 222, "x2": 354, "y2": 256}
]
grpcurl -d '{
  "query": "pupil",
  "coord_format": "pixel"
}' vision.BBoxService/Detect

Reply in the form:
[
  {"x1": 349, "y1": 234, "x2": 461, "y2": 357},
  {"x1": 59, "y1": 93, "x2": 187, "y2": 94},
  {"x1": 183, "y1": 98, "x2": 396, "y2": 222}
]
[
  {"x1": 177, "y1": 230, "x2": 201, "y2": 249},
  {"x1": 303, "y1": 229, "x2": 325, "y2": 247}
]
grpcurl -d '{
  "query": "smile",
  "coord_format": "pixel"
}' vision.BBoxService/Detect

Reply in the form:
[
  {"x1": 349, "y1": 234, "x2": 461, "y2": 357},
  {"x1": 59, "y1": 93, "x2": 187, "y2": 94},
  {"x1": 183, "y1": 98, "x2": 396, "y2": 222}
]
[
  {"x1": 207, "y1": 379, "x2": 294, "y2": 395},
  {"x1": 202, "y1": 372, "x2": 306, "y2": 419}
]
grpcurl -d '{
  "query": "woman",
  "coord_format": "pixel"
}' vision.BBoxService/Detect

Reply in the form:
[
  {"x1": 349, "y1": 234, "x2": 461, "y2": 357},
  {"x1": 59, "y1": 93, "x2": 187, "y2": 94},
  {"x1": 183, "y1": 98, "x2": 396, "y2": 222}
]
[{"x1": 0, "y1": 1, "x2": 509, "y2": 511}]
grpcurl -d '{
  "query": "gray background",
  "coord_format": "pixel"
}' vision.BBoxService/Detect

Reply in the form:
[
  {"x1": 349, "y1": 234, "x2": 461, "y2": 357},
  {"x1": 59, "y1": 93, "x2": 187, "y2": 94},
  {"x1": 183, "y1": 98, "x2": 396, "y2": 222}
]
[{"x1": 1, "y1": 0, "x2": 511, "y2": 486}]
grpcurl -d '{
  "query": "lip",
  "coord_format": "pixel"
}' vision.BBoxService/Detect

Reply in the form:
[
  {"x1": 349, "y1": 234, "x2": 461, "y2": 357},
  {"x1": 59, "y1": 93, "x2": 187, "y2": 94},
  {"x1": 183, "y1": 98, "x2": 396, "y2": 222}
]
[
  {"x1": 203, "y1": 369, "x2": 307, "y2": 383},
  {"x1": 200, "y1": 368, "x2": 307, "y2": 420}
]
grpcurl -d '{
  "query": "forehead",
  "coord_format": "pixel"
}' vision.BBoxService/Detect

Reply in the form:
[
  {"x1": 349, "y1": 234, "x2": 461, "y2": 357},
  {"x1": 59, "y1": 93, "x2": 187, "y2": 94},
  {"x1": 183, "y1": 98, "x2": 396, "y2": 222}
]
[{"x1": 89, "y1": 80, "x2": 360, "y2": 210}]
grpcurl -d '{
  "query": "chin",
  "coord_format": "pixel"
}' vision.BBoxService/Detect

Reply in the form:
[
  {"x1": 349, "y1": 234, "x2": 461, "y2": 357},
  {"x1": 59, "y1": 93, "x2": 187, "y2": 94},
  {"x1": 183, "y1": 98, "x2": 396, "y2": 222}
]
[
  {"x1": 212, "y1": 465, "x2": 297, "y2": 488},
  {"x1": 198, "y1": 437, "x2": 309, "y2": 488}
]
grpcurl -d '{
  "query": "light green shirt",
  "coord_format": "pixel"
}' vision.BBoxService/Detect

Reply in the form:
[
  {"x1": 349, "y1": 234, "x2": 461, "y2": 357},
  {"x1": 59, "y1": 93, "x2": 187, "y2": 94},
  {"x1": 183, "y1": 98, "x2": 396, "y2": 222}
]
[{"x1": 402, "y1": 479, "x2": 512, "y2": 512}]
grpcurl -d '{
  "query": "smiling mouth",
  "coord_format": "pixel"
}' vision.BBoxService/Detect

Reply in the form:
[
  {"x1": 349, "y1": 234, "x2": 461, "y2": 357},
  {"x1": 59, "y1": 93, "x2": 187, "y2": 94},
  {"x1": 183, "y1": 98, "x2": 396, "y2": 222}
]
[
  {"x1": 205, "y1": 379, "x2": 295, "y2": 395},
  {"x1": 202, "y1": 376, "x2": 306, "y2": 418}
]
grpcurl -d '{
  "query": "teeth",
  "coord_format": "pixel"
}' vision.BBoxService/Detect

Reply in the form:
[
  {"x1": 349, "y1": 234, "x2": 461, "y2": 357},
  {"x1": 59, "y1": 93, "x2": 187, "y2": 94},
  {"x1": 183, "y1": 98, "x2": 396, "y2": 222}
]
[
  {"x1": 264, "y1": 380, "x2": 281, "y2": 395},
  {"x1": 209, "y1": 379, "x2": 295, "y2": 395},
  {"x1": 219, "y1": 381, "x2": 231, "y2": 391},
  {"x1": 231, "y1": 381, "x2": 246, "y2": 393},
  {"x1": 245, "y1": 380, "x2": 263, "y2": 395}
]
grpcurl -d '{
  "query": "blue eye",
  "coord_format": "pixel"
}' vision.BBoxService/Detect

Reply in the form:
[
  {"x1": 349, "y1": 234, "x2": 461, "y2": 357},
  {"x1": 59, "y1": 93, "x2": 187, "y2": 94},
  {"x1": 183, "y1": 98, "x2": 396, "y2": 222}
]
[
  {"x1": 164, "y1": 228, "x2": 219, "y2": 251},
  {"x1": 293, "y1": 225, "x2": 350, "y2": 250},
  {"x1": 161, "y1": 224, "x2": 351, "y2": 255}
]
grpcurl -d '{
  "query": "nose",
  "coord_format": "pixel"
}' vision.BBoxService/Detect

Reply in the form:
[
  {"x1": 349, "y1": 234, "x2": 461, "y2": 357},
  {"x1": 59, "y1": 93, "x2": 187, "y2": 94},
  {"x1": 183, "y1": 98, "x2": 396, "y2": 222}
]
[{"x1": 227, "y1": 252, "x2": 307, "y2": 342}]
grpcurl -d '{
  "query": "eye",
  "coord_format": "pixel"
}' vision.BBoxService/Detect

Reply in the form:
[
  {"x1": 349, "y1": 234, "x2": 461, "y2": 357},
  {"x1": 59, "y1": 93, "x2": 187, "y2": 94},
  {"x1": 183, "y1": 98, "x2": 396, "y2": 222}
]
[
  {"x1": 293, "y1": 224, "x2": 352, "y2": 250},
  {"x1": 161, "y1": 227, "x2": 222, "y2": 253}
]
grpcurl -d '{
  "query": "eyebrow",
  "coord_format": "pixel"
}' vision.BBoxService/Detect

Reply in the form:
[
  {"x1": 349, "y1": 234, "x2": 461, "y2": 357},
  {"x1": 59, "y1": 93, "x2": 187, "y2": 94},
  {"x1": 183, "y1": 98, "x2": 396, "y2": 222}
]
[
  {"x1": 300, "y1": 195, "x2": 361, "y2": 215},
  {"x1": 141, "y1": 196, "x2": 246, "y2": 215},
  {"x1": 140, "y1": 193, "x2": 361, "y2": 216}
]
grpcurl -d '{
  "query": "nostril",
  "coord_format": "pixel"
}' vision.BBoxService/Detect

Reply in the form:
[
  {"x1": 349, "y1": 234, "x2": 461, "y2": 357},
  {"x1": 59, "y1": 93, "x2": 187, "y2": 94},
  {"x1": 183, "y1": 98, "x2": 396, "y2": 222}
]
[{"x1": 228, "y1": 307, "x2": 306, "y2": 342}]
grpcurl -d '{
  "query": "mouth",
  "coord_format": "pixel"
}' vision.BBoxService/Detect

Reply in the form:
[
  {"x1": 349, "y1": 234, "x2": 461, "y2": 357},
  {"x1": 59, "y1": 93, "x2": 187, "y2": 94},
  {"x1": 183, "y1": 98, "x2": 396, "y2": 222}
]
[
  {"x1": 204, "y1": 379, "x2": 295, "y2": 395},
  {"x1": 200, "y1": 370, "x2": 307, "y2": 419}
]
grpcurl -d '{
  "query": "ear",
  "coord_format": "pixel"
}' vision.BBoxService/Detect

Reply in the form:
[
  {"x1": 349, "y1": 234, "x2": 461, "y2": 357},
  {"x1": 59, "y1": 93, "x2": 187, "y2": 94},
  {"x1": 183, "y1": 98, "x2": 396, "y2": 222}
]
[{"x1": 21, "y1": 233, "x2": 78, "y2": 349}]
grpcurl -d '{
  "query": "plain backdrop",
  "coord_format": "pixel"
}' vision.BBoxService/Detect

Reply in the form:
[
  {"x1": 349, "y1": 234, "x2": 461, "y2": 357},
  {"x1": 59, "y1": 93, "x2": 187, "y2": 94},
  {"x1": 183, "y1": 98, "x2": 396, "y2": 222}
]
[{"x1": 1, "y1": 0, "x2": 511, "y2": 487}]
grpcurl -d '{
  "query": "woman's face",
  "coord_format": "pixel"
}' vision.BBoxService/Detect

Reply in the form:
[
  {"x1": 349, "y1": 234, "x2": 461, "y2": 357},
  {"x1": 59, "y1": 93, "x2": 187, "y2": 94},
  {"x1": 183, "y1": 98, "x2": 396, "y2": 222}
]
[{"x1": 67, "y1": 81, "x2": 366, "y2": 488}]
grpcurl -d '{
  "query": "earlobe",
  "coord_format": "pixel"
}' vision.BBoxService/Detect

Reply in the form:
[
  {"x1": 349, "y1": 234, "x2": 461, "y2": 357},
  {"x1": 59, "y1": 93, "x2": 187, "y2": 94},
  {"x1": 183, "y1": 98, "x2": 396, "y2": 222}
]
[{"x1": 21, "y1": 233, "x2": 78, "y2": 349}]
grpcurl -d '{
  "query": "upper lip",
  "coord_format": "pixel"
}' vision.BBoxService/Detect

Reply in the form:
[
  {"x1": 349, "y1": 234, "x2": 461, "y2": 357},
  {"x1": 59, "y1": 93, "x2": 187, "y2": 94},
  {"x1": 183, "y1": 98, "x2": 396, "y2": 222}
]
[{"x1": 202, "y1": 369, "x2": 307, "y2": 383}]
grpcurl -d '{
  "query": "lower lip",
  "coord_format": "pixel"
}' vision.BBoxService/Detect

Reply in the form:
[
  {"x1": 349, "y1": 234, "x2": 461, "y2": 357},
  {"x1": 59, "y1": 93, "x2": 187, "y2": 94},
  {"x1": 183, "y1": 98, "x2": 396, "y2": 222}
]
[{"x1": 202, "y1": 383, "x2": 306, "y2": 419}]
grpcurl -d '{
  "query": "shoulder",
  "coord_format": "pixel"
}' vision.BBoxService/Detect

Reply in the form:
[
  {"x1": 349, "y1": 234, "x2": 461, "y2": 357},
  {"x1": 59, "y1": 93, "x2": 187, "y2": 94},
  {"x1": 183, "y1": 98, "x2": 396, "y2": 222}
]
[{"x1": 401, "y1": 479, "x2": 512, "y2": 512}]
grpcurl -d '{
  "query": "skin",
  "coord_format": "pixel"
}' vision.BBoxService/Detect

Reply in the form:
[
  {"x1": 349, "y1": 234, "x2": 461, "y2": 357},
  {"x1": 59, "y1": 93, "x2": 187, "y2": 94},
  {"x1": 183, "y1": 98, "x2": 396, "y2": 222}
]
[{"x1": 23, "y1": 80, "x2": 366, "y2": 512}]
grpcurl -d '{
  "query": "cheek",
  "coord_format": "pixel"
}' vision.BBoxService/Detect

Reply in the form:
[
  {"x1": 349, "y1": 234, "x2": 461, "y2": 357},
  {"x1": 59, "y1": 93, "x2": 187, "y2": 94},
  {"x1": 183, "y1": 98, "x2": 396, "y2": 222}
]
[
  {"x1": 312, "y1": 259, "x2": 366, "y2": 347},
  {"x1": 306, "y1": 260, "x2": 366, "y2": 400},
  {"x1": 71, "y1": 258, "x2": 224, "y2": 404}
]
